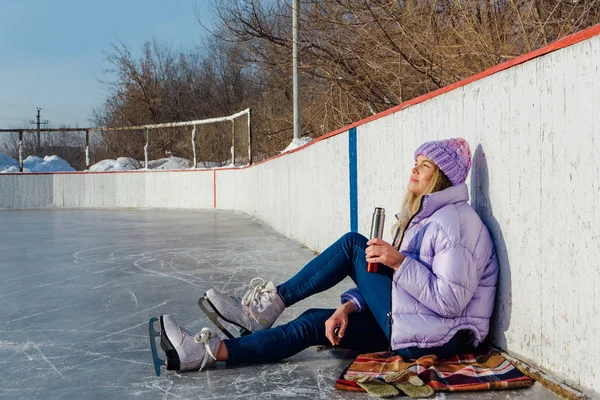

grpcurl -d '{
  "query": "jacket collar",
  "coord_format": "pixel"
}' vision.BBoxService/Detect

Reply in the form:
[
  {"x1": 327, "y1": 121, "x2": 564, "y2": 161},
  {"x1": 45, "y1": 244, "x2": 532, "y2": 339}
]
[{"x1": 395, "y1": 183, "x2": 469, "y2": 225}]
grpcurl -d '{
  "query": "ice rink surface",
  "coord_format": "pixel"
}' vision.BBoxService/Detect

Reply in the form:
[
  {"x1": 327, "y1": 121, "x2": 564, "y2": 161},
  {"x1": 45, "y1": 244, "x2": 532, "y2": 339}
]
[{"x1": 0, "y1": 209, "x2": 561, "y2": 399}]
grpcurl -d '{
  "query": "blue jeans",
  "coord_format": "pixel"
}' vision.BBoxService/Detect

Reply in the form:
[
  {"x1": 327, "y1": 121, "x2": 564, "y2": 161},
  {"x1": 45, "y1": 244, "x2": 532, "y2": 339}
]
[{"x1": 224, "y1": 232, "x2": 470, "y2": 365}]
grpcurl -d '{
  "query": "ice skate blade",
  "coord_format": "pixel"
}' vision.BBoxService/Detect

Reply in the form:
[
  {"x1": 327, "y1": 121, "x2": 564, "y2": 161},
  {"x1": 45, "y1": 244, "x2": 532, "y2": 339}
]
[
  {"x1": 148, "y1": 317, "x2": 165, "y2": 376},
  {"x1": 198, "y1": 296, "x2": 238, "y2": 339}
]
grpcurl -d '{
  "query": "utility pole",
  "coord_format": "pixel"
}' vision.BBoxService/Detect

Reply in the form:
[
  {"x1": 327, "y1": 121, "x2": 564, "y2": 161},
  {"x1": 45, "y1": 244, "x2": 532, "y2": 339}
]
[
  {"x1": 30, "y1": 108, "x2": 49, "y2": 155},
  {"x1": 292, "y1": 0, "x2": 301, "y2": 140}
]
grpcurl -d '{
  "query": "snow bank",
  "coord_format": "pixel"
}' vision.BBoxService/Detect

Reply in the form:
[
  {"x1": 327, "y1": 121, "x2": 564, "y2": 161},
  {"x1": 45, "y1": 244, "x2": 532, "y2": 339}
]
[
  {"x1": 0, "y1": 153, "x2": 75, "y2": 173},
  {"x1": 1, "y1": 152, "x2": 236, "y2": 173},
  {"x1": 147, "y1": 157, "x2": 190, "y2": 170},
  {"x1": 0, "y1": 154, "x2": 19, "y2": 173},
  {"x1": 88, "y1": 157, "x2": 140, "y2": 172},
  {"x1": 24, "y1": 156, "x2": 76, "y2": 172},
  {"x1": 89, "y1": 156, "x2": 195, "y2": 172},
  {"x1": 195, "y1": 161, "x2": 222, "y2": 169},
  {"x1": 281, "y1": 137, "x2": 313, "y2": 153}
]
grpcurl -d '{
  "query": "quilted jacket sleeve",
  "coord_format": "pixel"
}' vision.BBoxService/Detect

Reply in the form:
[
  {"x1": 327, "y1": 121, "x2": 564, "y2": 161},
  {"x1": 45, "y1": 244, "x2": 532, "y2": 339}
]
[
  {"x1": 395, "y1": 245, "x2": 479, "y2": 318},
  {"x1": 340, "y1": 287, "x2": 368, "y2": 313}
]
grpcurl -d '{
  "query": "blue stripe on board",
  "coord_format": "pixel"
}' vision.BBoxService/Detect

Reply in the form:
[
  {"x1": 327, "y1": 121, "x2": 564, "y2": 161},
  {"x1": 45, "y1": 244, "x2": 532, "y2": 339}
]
[{"x1": 349, "y1": 127, "x2": 358, "y2": 232}]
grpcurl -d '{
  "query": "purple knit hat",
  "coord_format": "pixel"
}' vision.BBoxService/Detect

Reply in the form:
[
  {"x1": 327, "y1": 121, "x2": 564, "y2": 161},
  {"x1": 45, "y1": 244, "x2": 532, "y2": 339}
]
[{"x1": 414, "y1": 138, "x2": 472, "y2": 186}]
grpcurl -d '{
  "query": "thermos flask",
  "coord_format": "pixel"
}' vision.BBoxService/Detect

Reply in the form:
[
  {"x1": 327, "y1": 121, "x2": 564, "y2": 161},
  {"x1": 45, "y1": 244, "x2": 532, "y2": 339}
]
[{"x1": 367, "y1": 207, "x2": 385, "y2": 273}]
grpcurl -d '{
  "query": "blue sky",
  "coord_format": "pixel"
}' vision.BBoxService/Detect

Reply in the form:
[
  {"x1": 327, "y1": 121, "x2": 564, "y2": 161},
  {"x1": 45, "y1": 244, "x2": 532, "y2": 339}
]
[{"x1": 0, "y1": 0, "x2": 214, "y2": 129}]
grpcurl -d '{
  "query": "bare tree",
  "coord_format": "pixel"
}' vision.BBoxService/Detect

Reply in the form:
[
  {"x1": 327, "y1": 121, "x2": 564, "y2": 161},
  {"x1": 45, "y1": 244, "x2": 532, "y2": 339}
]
[
  {"x1": 95, "y1": 37, "x2": 256, "y2": 165},
  {"x1": 211, "y1": 0, "x2": 600, "y2": 142},
  {"x1": 94, "y1": 0, "x2": 600, "y2": 162}
]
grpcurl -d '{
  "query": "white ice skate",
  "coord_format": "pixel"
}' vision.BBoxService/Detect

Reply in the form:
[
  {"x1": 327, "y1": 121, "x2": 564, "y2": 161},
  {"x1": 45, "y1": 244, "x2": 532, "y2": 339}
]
[
  {"x1": 148, "y1": 314, "x2": 221, "y2": 376},
  {"x1": 198, "y1": 277, "x2": 285, "y2": 339}
]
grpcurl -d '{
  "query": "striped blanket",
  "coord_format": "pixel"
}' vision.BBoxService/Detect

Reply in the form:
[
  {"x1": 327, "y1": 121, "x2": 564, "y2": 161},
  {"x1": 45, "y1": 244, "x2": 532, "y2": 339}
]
[{"x1": 336, "y1": 349, "x2": 534, "y2": 393}]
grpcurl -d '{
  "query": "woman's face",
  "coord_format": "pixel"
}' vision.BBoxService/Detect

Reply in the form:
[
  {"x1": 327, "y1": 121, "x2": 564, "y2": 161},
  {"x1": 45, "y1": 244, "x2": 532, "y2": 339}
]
[{"x1": 408, "y1": 155, "x2": 437, "y2": 195}]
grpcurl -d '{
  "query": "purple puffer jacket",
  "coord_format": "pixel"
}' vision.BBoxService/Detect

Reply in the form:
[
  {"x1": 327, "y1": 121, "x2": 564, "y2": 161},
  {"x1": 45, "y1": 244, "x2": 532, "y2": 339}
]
[{"x1": 343, "y1": 183, "x2": 498, "y2": 350}]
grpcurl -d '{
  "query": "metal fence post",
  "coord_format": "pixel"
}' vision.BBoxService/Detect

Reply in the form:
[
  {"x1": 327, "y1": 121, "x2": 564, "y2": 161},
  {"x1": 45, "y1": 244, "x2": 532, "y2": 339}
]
[
  {"x1": 292, "y1": 0, "x2": 301, "y2": 141},
  {"x1": 231, "y1": 120, "x2": 236, "y2": 166},
  {"x1": 18, "y1": 130, "x2": 24, "y2": 172},
  {"x1": 85, "y1": 129, "x2": 90, "y2": 170},
  {"x1": 144, "y1": 128, "x2": 149, "y2": 170},
  {"x1": 247, "y1": 108, "x2": 252, "y2": 165},
  {"x1": 192, "y1": 126, "x2": 197, "y2": 169}
]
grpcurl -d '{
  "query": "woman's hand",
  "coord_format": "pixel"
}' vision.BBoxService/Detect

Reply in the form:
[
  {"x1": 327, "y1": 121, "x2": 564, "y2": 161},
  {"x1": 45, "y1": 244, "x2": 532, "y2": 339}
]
[
  {"x1": 366, "y1": 238, "x2": 405, "y2": 270},
  {"x1": 325, "y1": 302, "x2": 355, "y2": 346}
]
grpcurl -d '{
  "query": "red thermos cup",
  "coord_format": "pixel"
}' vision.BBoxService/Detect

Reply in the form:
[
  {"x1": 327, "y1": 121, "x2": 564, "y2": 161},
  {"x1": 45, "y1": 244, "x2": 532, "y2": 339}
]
[{"x1": 367, "y1": 207, "x2": 385, "y2": 273}]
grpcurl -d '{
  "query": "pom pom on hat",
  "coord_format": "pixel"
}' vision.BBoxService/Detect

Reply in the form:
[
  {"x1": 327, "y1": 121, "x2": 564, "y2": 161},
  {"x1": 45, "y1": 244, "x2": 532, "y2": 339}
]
[{"x1": 414, "y1": 138, "x2": 472, "y2": 185}]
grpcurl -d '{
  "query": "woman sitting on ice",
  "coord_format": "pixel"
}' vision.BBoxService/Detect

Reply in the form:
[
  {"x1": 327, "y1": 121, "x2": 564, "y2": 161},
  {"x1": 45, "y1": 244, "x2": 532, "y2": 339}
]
[{"x1": 153, "y1": 138, "x2": 498, "y2": 373}]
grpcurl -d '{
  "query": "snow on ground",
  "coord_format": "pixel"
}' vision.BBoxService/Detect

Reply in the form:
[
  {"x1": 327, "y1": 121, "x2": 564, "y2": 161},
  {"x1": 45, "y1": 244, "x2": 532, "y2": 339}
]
[
  {"x1": 195, "y1": 161, "x2": 222, "y2": 168},
  {"x1": 1, "y1": 152, "x2": 276, "y2": 173},
  {"x1": 146, "y1": 156, "x2": 190, "y2": 170},
  {"x1": 0, "y1": 154, "x2": 75, "y2": 173},
  {"x1": 24, "y1": 155, "x2": 76, "y2": 172},
  {"x1": 1, "y1": 166, "x2": 19, "y2": 173},
  {"x1": 89, "y1": 156, "x2": 191, "y2": 172},
  {"x1": 0, "y1": 154, "x2": 19, "y2": 173},
  {"x1": 88, "y1": 157, "x2": 140, "y2": 172},
  {"x1": 0, "y1": 153, "x2": 206, "y2": 173},
  {"x1": 281, "y1": 137, "x2": 313, "y2": 153}
]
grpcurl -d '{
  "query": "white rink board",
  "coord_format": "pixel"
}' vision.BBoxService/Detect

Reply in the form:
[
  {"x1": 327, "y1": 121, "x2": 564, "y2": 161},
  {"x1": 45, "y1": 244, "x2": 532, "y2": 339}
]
[
  {"x1": 0, "y1": 171, "x2": 214, "y2": 209},
  {"x1": 0, "y1": 174, "x2": 53, "y2": 209},
  {"x1": 216, "y1": 132, "x2": 350, "y2": 252},
  {"x1": 54, "y1": 171, "x2": 214, "y2": 209}
]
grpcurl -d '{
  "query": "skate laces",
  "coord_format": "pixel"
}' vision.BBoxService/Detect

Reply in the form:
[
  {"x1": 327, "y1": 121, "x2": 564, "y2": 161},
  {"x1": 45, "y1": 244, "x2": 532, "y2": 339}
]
[
  {"x1": 241, "y1": 277, "x2": 276, "y2": 323},
  {"x1": 193, "y1": 328, "x2": 218, "y2": 371}
]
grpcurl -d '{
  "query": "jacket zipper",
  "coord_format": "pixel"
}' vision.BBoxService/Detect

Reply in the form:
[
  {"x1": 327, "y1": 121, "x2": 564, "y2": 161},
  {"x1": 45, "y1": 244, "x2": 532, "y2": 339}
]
[{"x1": 388, "y1": 196, "x2": 425, "y2": 351}]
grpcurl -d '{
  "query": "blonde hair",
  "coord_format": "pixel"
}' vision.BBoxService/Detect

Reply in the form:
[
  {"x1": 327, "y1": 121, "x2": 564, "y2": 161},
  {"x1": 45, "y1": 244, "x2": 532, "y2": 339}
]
[{"x1": 392, "y1": 166, "x2": 452, "y2": 248}]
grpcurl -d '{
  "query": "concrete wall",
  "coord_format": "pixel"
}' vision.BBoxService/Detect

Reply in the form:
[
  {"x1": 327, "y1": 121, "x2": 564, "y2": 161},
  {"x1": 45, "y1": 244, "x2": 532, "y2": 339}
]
[
  {"x1": 0, "y1": 26, "x2": 598, "y2": 397},
  {"x1": 0, "y1": 174, "x2": 53, "y2": 209},
  {"x1": 0, "y1": 170, "x2": 214, "y2": 209},
  {"x1": 216, "y1": 131, "x2": 350, "y2": 252}
]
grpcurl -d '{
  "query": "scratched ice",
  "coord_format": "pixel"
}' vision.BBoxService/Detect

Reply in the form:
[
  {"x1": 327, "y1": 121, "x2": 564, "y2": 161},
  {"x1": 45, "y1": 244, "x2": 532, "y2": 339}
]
[{"x1": 0, "y1": 209, "x2": 559, "y2": 399}]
